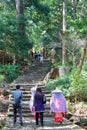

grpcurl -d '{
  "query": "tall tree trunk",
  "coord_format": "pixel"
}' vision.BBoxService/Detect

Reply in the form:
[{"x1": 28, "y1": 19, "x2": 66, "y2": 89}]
[
  {"x1": 15, "y1": 0, "x2": 25, "y2": 36},
  {"x1": 62, "y1": 0, "x2": 67, "y2": 65},
  {"x1": 13, "y1": 54, "x2": 16, "y2": 64},
  {"x1": 78, "y1": 37, "x2": 87, "y2": 73},
  {"x1": 80, "y1": 0, "x2": 85, "y2": 21},
  {"x1": 71, "y1": 0, "x2": 79, "y2": 19}
]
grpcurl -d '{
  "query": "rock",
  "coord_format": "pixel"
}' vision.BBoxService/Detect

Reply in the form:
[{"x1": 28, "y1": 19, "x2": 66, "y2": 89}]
[
  {"x1": 69, "y1": 115, "x2": 81, "y2": 125},
  {"x1": 59, "y1": 67, "x2": 70, "y2": 77},
  {"x1": 65, "y1": 112, "x2": 73, "y2": 119},
  {"x1": 0, "y1": 101, "x2": 9, "y2": 111},
  {"x1": 0, "y1": 113, "x2": 6, "y2": 128}
]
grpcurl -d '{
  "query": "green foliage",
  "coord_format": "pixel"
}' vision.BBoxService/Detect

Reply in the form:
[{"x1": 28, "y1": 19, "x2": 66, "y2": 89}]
[
  {"x1": 1, "y1": 0, "x2": 86, "y2": 67},
  {"x1": 25, "y1": 0, "x2": 50, "y2": 15},
  {"x1": 0, "y1": 1, "x2": 33, "y2": 64},
  {"x1": 45, "y1": 74, "x2": 71, "y2": 97},
  {"x1": 0, "y1": 74, "x2": 5, "y2": 87},
  {"x1": 67, "y1": 1, "x2": 87, "y2": 38},
  {"x1": 46, "y1": 69, "x2": 87, "y2": 102},
  {"x1": 0, "y1": 125, "x2": 3, "y2": 129},
  {"x1": 69, "y1": 71, "x2": 87, "y2": 102},
  {"x1": 3, "y1": 90, "x2": 9, "y2": 97},
  {"x1": 83, "y1": 61, "x2": 87, "y2": 72},
  {"x1": 0, "y1": 0, "x2": 87, "y2": 95},
  {"x1": 0, "y1": 64, "x2": 21, "y2": 82},
  {"x1": 67, "y1": 102, "x2": 75, "y2": 113}
]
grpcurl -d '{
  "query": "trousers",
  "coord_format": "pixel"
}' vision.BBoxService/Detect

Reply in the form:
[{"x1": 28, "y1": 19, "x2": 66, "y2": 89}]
[
  {"x1": 36, "y1": 112, "x2": 43, "y2": 126},
  {"x1": 13, "y1": 104, "x2": 23, "y2": 124}
]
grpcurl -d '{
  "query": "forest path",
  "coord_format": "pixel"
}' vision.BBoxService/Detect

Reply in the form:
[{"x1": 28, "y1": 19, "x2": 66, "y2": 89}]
[{"x1": 3, "y1": 60, "x2": 85, "y2": 130}]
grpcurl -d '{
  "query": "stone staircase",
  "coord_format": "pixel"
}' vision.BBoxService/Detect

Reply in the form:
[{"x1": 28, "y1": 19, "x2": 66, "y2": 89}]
[
  {"x1": 3, "y1": 60, "x2": 85, "y2": 130},
  {"x1": 8, "y1": 84, "x2": 51, "y2": 118}
]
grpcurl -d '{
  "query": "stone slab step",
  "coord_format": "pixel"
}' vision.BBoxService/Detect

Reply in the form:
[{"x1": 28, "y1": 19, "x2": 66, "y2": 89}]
[
  {"x1": 10, "y1": 96, "x2": 51, "y2": 101},
  {"x1": 9, "y1": 102, "x2": 50, "y2": 109},
  {"x1": 9, "y1": 98, "x2": 50, "y2": 102},
  {"x1": 9, "y1": 91, "x2": 51, "y2": 95},
  {"x1": 9, "y1": 86, "x2": 47, "y2": 90},
  {"x1": 9, "y1": 83, "x2": 44, "y2": 88},
  {"x1": 8, "y1": 108, "x2": 51, "y2": 114},
  {"x1": 10, "y1": 88, "x2": 51, "y2": 95},
  {"x1": 9, "y1": 105, "x2": 50, "y2": 109},
  {"x1": 7, "y1": 112, "x2": 53, "y2": 117},
  {"x1": 3, "y1": 60, "x2": 85, "y2": 130},
  {"x1": 3, "y1": 117, "x2": 85, "y2": 130}
]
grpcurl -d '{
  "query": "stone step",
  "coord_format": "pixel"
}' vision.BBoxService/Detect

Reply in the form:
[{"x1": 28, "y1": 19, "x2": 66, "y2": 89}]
[
  {"x1": 9, "y1": 104, "x2": 50, "y2": 111},
  {"x1": 31, "y1": 62, "x2": 51, "y2": 66},
  {"x1": 28, "y1": 63, "x2": 51, "y2": 67},
  {"x1": 3, "y1": 117, "x2": 85, "y2": 130},
  {"x1": 8, "y1": 104, "x2": 50, "y2": 110},
  {"x1": 8, "y1": 109, "x2": 51, "y2": 114},
  {"x1": 3, "y1": 60, "x2": 85, "y2": 130},
  {"x1": 8, "y1": 112, "x2": 52, "y2": 117},
  {"x1": 9, "y1": 84, "x2": 45, "y2": 89},
  {"x1": 10, "y1": 84, "x2": 45, "y2": 88},
  {"x1": 10, "y1": 93, "x2": 51, "y2": 97},
  {"x1": 10, "y1": 99, "x2": 50, "y2": 102},
  {"x1": 9, "y1": 89, "x2": 50, "y2": 94},
  {"x1": 9, "y1": 102, "x2": 50, "y2": 107},
  {"x1": 10, "y1": 90, "x2": 50, "y2": 94},
  {"x1": 10, "y1": 98, "x2": 51, "y2": 102},
  {"x1": 10, "y1": 85, "x2": 43, "y2": 90}
]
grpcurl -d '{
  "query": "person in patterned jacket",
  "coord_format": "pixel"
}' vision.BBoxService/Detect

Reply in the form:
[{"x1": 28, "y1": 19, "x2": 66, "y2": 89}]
[{"x1": 50, "y1": 88, "x2": 67, "y2": 124}]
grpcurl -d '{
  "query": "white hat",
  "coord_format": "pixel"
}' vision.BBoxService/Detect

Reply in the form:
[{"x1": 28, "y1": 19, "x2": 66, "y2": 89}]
[{"x1": 52, "y1": 88, "x2": 62, "y2": 94}]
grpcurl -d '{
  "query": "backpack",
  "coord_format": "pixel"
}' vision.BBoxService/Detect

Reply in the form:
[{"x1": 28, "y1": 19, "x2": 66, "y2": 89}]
[
  {"x1": 42, "y1": 94, "x2": 46, "y2": 104},
  {"x1": 14, "y1": 92, "x2": 22, "y2": 105}
]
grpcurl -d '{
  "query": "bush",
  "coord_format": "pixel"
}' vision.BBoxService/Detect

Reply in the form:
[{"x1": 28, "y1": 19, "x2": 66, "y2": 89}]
[
  {"x1": 0, "y1": 74, "x2": 5, "y2": 87},
  {"x1": 45, "y1": 74, "x2": 71, "y2": 97},
  {"x1": 69, "y1": 71, "x2": 87, "y2": 102},
  {"x1": 83, "y1": 61, "x2": 87, "y2": 72},
  {"x1": 0, "y1": 64, "x2": 21, "y2": 82},
  {"x1": 45, "y1": 70, "x2": 87, "y2": 102}
]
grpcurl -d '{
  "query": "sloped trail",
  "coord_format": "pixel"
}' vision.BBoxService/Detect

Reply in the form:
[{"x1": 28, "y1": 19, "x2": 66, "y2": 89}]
[{"x1": 3, "y1": 60, "x2": 85, "y2": 130}]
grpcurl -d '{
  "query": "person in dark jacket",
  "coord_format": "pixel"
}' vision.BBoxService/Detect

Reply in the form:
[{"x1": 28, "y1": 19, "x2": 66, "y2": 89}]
[
  {"x1": 33, "y1": 87, "x2": 46, "y2": 127},
  {"x1": 29, "y1": 85, "x2": 40, "y2": 120}
]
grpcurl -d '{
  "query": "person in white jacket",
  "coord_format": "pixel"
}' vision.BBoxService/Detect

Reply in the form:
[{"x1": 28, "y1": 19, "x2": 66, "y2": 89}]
[{"x1": 40, "y1": 55, "x2": 44, "y2": 63}]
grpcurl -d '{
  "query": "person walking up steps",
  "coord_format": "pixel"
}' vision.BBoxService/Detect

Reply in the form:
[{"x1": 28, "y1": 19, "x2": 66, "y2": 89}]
[
  {"x1": 29, "y1": 85, "x2": 40, "y2": 120},
  {"x1": 12, "y1": 85, "x2": 23, "y2": 126},
  {"x1": 33, "y1": 86, "x2": 46, "y2": 127},
  {"x1": 50, "y1": 88, "x2": 67, "y2": 124}
]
